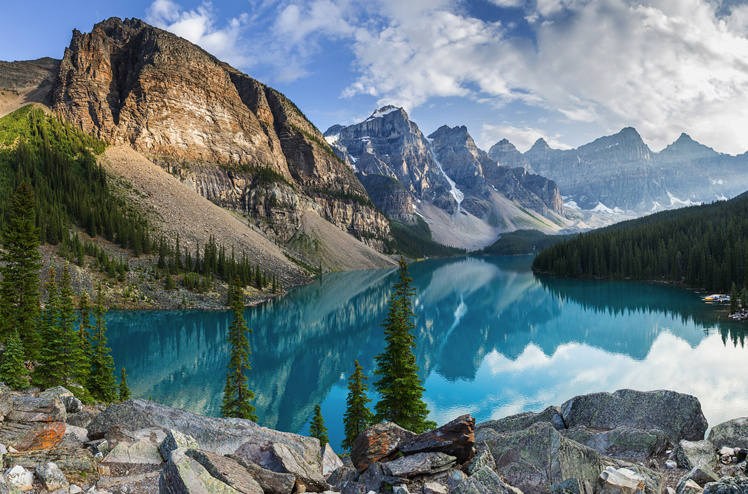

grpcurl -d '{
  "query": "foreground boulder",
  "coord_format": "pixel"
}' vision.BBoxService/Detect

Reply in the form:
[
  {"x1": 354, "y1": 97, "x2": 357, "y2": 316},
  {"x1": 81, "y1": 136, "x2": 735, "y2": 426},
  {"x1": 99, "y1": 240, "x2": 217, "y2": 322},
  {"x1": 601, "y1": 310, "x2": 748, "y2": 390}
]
[
  {"x1": 452, "y1": 466, "x2": 513, "y2": 494},
  {"x1": 39, "y1": 386, "x2": 83, "y2": 414},
  {"x1": 323, "y1": 443, "x2": 344, "y2": 477},
  {"x1": 0, "y1": 421, "x2": 66, "y2": 451},
  {"x1": 562, "y1": 426, "x2": 669, "y2": 460},
  {"x1": 186, "y1": 450, "x2": 263, "y2": 494},
  {"x1": 704, "y1": 477, "x2": 748, "y2": 494},
  {"x1": 226, "y1": 454, "x2": 295, "y2": 494},
  {"x1": 674, "y1": 440, "x2": 717, "y2": 470},
  {"x1": 4, "y1": 446, "x2": 97, "y2": 483},
  {"x1": 399, "y1": 414, "x2": 475, "y2": 464},
  {"x1": 598, "y1": 466, "x2": 645, "y2": 494},
  {"x1": 350, "y1": 421, "x2": 416, "y2": 472},
  {"x1": 477, "y1": 406, "x2": 565, "y2": 435},
  {"x1": 36, "y1": 461, "x2": 69, "y2": 491},
  {"x1": 160, "y1": 448, "x2": 239, "y2": 494},
  {"x1": 268, "y1": 442, "x2": 327, "y2": 492},
  {"x1": 385, "y1": 452, "x2": 456, "y2": 478},
  {"x1": 708, "y1": 418, "x2": 748, "y2": 450},
  {"x1": 7, "y1": 396, "x2": 67, "y2": 423},
  {"x1": 87, "y1": 399, "x2": 321, "y2": 471},
  {"x1": 561, "y1": 390, "x2": 707, "y2": 444}
]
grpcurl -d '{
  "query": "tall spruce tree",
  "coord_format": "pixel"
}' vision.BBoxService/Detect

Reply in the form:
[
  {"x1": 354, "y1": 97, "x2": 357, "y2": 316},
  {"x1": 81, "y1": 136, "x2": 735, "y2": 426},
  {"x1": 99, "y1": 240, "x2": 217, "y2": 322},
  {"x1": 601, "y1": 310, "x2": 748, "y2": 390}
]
[
  {"x1": 88, "y1": 284, "x2": 117, "y2": 403},
  {"x1": 119, "y1": 367, "x2": 131, "y2": 401},
  {"x1": 0, "y1": 329, "x2": 29, "y2": 389},
  {"x1": 0, "y1": 183, "x2": 42, "y2": 359},
  {"x1": 36, "y1": 267, "x2": 63, "y2": 388},
  {"x1": 309, "y1": 404, "x2": 329, "y2": 448},
  {"x1": 343, "y1": 360, "x2": 373, "y2": 451},
  {"x1": 58, "y1": 263, "x2": 84, "y2": 387},
  {"x1": 220, "y1": 278, "x2": 258, "y2": 421},
  {"x1": 373, "y1": 258, "x2": 436, "y2": 433},
  {"x1": 77, "y1": 292, "x2": 93, "y2": 379}
]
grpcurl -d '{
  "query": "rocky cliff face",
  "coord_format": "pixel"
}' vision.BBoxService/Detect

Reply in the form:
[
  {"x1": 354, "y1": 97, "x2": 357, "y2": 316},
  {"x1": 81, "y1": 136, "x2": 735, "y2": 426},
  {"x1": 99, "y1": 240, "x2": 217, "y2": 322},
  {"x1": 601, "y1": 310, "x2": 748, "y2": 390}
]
[
  {"x1": 512, "y1": 128, "x2": 748, "y2": 212},
  {"x1": 50, "y1": 17, "x2": 389, "y2": 248}
]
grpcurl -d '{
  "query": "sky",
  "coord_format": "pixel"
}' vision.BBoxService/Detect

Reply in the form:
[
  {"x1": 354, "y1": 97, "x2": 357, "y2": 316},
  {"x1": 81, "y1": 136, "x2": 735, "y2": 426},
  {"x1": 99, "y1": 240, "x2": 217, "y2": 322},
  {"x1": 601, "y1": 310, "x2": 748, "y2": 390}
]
[{"x1": 3, "y1": 0, "x2": 748, "y2": 154}]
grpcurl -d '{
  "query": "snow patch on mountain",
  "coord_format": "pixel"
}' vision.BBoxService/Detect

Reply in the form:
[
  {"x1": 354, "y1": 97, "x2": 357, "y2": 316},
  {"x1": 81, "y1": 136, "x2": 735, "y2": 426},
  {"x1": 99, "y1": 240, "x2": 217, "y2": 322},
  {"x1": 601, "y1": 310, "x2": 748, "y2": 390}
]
[
  {"x1": 591, "y1": 202, "x2": 624, "y2": 214},
  {"x1": 366, "y1": 106, "x2": 400, "y2": 120},
  {"x1": 324, "y1": 134, "x2": 339, "y2": 145},
  {"x1": 428, "y1": 140, "x2": 464, "y2": 209},
  {"x1": 667, "y1": 191, "x2": 702, "y2": 207}
]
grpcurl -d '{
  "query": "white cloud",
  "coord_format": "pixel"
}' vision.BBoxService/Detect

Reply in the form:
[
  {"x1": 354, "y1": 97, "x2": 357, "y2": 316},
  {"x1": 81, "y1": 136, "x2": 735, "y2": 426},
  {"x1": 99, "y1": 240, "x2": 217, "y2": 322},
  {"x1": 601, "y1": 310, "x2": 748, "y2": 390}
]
[
  {"x1": 146, "y1": 0, "x2": 252, "y2": 68},
  {"x1": 480, "y1": 123, "x2": 572, "y2": 151}
]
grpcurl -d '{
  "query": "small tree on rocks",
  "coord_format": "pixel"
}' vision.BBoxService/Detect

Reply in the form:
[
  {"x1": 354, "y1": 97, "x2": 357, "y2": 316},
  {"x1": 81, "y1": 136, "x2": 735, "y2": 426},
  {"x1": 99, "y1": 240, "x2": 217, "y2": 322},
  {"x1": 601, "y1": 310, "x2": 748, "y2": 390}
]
[
  {"x1": 309, "y1": 404, "x2": 329, "y2": 448},
  {"x1": 88, "y1": 284, "x2": 117, "y2": 403},
  {"x1": 0, "y1": 329, "x2": 29, "y2": 389},
  {"x1": 119, "y1": 367, "x2": 131, "y2": 401},
  {"x1": 343, "y1": 360, "x2": 373, "y2": 452}
]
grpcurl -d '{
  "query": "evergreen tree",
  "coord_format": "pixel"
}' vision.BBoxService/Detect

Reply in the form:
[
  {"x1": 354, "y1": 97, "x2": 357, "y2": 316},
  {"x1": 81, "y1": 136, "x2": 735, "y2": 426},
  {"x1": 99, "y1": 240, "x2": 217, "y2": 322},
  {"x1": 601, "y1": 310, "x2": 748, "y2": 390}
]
[
  {"x1": 0, "y1": 329, "x2": 29, "y2": 389},
  {"x1": 165, "y1": 268, "x2": 175, "y2": 290},
  {"x1": 220, "y1": 278, "x2": 258, "y2": 421},
  {"x1": 741, "y1": 288, "x2": 748, "y2": 310},
  {"x1": 36, "y1": 267, "x2": 63, "y2": 388},
  {"x1": 119, "y1": 367, "x2": 131, "y2": 401},
  {"x1": 730, "y1": 283, "x2": 739, "y2": 314},
  {"x1": 373, "y1": 258, "x2": 435, "y2": 433},
  {"x1": 309, "y1": 404, "x2": 329, "y2": 448},
  {"x1": 58, "y1": 263, "x2": 85, "y2": 387},
  {"x1": 343, "y1": 360, "x2": 373, "y2": 452},
  {"x1": 0, "y1": 183, "x2": 42, "y2": 358},
  {"x1": 88, "y1": 284, "x2": 117, "y2": 403},
  {"x1": 76, "y1": 292, "x2": 93, "y2": 385}
]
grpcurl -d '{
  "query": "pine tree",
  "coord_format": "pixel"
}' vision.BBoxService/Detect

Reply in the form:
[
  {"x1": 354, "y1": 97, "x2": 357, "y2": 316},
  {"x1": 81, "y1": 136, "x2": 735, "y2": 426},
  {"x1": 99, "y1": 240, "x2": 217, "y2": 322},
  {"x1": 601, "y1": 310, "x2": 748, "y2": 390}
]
[
  {"x1": 309, "y1": 404, "x2": 329, "y2": 448},
  {"x1": 76, "y1": 292, "x2": 93, "y2": 386},
  {"x1": 730, "y1": 283, "x2": 739, "y2": 315},
  {"x1": 373, "y1": 257, "x2": 436, "y2": 433},
  {"x1": 58, "y1": 263, "x2": 85, "y2": 387},
  {"x1": 119, "y1": 367, "x2": 131, "y2": 401},
  {"x1": 0, "y1": 329, "x2": 29, "y2": 389},
  {"x1": 88, "y1": 284, "x2": 117, "y2": 403},
  {"x1": 36, "y1": 267, "x2": 64, "y2": 388},
  {"x1": 741, "y1": 288, "x2": 748, "y2": 310},
  {"x1": 220, "y1": 278, "x2": 258, "y2": 421},
  {"x1": 343, "y1": 360, "x2": 373, "y2": 451},
  {"x1": 0, "y1": 183, "x2": 42, "y2": 359}
]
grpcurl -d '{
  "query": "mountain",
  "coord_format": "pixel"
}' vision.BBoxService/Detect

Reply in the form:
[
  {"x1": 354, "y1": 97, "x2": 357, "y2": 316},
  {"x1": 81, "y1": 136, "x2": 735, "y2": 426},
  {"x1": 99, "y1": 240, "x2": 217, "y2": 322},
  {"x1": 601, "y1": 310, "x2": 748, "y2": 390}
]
[
  {"x1": 505, "y1": 128, "x2": 748, "y2": 213},
  {"x1": 326, "y1": 107, "x2": 570, "y2": 250},
  {"x1": 0, "y1": 17, "x2": 400, "y2": 279}
]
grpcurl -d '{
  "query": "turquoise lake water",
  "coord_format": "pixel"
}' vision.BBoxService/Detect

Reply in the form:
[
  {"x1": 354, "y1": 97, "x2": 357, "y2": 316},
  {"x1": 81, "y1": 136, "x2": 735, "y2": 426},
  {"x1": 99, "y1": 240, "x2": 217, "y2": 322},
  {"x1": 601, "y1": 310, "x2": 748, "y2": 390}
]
[{"x1": 106, "y1": 255, "x2": 748, "y2": 451}]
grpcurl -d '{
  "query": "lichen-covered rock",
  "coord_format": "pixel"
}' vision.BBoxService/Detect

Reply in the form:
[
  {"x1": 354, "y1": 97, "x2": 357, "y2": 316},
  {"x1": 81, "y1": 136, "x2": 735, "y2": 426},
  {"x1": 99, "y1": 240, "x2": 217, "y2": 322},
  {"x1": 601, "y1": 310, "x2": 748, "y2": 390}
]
[
  {"x1": 485, "y1": 422, "x2": 607, "y2": 494},
  {"x1": 225, "y1": 454, "x2": 295, "y2": 494},
  {"x1": 65, "y1": 424, "x2": 89, "y2": 443},
  {"x1": 400, "y1": 414, "x2": 475, "y2": 464},
  {"x1": 452, "y1": 466, "x2": 513, "y2": 494},
  {"x1": 560, "y1": 390, "x2": 707, "y2": 444},
  {"x1": 4, "y1": 446, "x2": 98, "y2": 484},
  {"x1": 677, "y1": 465, "x2": 719, "y2": 488},
  {"x1": 0, "y1": 384, "x2": 13, "y2": 420},
  {"x1": 477, "y1": 407, "x2": 566, "y2": 435},
  {"x1": 161, "y1": 430, "x2": 200, "y2": 462},
  {"x1": 5, "y1": 466, "x2": 34, "y2": 492},
  {"x1": 36, "y1": 462, "x2": 69, "y2": 491},
  {"x1": 464, "y1": 446, "x2": 495, "y2": 476},
  {"x1": 0, "y1": 421, "x2": 66, "y2": 451},
  {"x1": 675, "y1": 440, "x2": 716, "y2": 470},
  {"x1": 38, "y1": 386, "x2": 82, "y2": 413},
  {"x1": 268, "y1": 442, "x2": 327, "y2": 492},
  {"x1": 679, "y1": 480, "x2": 705, "y2": 494},
  {"x1": 350, "y1": 421, "x2": 416, "y2": 472},
  {"x1": 323, "y1": 443, "x2": 344, "y2": 477},
  {"x1": 703, "y1": 477, "x2": 748, "y2": 494},
  {"x1": 327, "y1": 466, "x2": 358, "y2": 490},
  {"x1": 186, "y1": 450, "x2": 263, "y2": 494},
  {"x1": 708, "y1": 419, "x2": 748, "y2": 450},
  {"x1": 159, "y1": 448, "x2": 240, "y2": 494},
  {"x1": 358, "y1": 461, "x2": 387, "y2": 492},
  {"x1": 598, "y1": 467, "x2": 645, "y2": 494},
  {"x1": 66, "y1": 411, "x2": 95, "y2": 429},
  {"x1": 7, "y1": 396, "x2": 66, "y2": 423},
  {"x1": 424, "y1": 482, "x2": 448, "y2": 494},
  {"x1": 561, "y1": 426, "x2": 669, "y2": 459},
  {"x1": 102, "y1": 439, "x2": 163, "y2": 465},
  {"x1": 551, "y1": 478, "x2": 594, "y2": 494},
  {"x1": 0, "y1": 482, "x2": 24, "y2": 494}
]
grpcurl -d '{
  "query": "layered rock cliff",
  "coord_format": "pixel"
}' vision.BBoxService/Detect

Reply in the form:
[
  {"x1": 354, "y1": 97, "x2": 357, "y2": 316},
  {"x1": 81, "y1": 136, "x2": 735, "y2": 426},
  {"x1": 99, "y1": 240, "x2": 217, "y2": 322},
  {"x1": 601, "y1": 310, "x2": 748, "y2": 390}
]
[{"x1": 50, "y1": 17, "x2": 389, "y2": 250}]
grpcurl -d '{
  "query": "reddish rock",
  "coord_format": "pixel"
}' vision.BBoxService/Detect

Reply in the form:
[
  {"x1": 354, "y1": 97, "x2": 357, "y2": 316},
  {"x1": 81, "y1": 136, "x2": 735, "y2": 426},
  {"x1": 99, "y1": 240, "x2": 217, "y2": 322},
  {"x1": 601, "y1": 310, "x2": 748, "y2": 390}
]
[
  {"x1": 14, "y1": 422, "x2": 66, "y2": 451},
  {"x1": 350, "y1": 422, "x2": 416, "y2": 472},
  {"x1": 400, "y1": 415, "x2": 476, "y2": 464}
]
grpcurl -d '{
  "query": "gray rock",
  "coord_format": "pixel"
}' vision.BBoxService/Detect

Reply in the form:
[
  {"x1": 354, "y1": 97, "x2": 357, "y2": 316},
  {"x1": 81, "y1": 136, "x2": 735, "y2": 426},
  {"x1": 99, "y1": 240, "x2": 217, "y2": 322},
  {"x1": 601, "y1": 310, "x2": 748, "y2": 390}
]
[
  {"x1": 464, "y1": 447, "x2": 495, "y2": 476},
  {"x1": 350, "y1": 421, "x2": 416, "y2": 472},
  {"x1": 475, "y1": 427, "x2": 501, "y2": 444},
  {"x1": 161, "y1": 430, "x2": 200, "y2": 462},
  {"x1": 186, "y1": 449, "x2": 263, "y2": 494},
  {"x1": 339, "y1": 482, "x2": 369, "y2": 494},
  {"x1": 709, "y1": 419, "x2": 748, "y2": 450},
  {"x1": 159, "y1": 448, "x2": 240, "y2": 493},
  {"x1": 322, "y1": 443, "x2": 344, "y2": 477},
  {"x1": 5, "y1": 465, "x2": 33, "y2": 491},
  {"x1": 269, "y1": 442, "x2": 327, "y2": 492},
  {"x1": 7, "y1": 396, "x2": 66, "y2": 422},
  {"x1": 399, "y1": 414, "x2": 475, "y2": 464},
  {"x1": 0, "y1": 483, "x2": 23, "y2": 494},
  {"x1": 66, "y1": 424, "x2": 90, "y2": 443},
  {"x1": 452, "y1": 466, "x2": 512, "y2": 494},
  {"x1": 393, "y1": 487, "x2": 410, "y2": 494},
  {"x1": 560, "y1": 389, "x2": 708, "y2": 444},
  {"x1": 225, "y1": 454, "x2": 295, "y2": 494},
  {"x1": 667, "y1": 488, "x2": 677, "y2": 494},
  {"x1": 40, "y1": 387, "x2": 82, "y2": 414},
  {"x1": 675, "y1": 440, "x2": 716, "y2": 470},
  {"x1": 358, "y1": 462, "x2": 386, "y2": 492},
  {"x1": 704, "y1": 477, "x2": 748, "y2": 494},
  {"x1": 36, "y1": 462, "x2": 69, "y2": 491},
  {"x1": 477, "y1": 406, "x2": 565, "y2": 435},
  {"x1": 677, "y1": 465, "x2": 719, "y2": 488},
  {"x1": 66, "y1": 412, "x2": 95, "y2": 429},
  {"x1": 0, "y1": 384, "x2": 13, "y2": 420},
  {"x1": 679, "y1": 480, "x2": 704, "y2": 494},
  {"x1": 327, "y1": 466, "x2": 358, "y2": 490},
  {"x1": 561, "y1": 426, "x2": 669, "y2": 460},
  {"x1": 598, "y1": 466, "x2": 646, "y2": 494},
  {"x1": 87, "y1": 400, "x2": 320, "y2": 472},
  {"x1": 102, "y1": 439, "x2": 163, "y2": 465},
  {"x1": 424, "y1": 482, "x2": 448, "y2": 494},
  {"x1": 385, "y1": 452, "x2": 456, "y2": 479},
  {"x1": 666, "y1": 461, "x2": 678, "y2": 469},
  {"x1": 551, "y1": 478, "x2": 594, "y2": 494}
]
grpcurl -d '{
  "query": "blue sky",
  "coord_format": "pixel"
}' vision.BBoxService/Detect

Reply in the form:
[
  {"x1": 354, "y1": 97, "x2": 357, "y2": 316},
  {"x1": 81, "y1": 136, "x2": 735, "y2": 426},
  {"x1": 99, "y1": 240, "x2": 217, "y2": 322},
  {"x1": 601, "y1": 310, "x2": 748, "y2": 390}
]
[{"x1": 3, "y1": 0, "x2": 748, "y2": 154}]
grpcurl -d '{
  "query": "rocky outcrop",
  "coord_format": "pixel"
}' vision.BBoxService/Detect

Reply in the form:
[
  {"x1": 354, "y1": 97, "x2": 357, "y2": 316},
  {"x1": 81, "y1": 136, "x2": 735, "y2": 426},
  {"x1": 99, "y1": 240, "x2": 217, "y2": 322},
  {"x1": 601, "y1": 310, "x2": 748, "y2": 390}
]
[
  {"x1": 709, "y1": 419, "x2": 748, "y2": 450},
  {"x1": 50, "y1": 17, "x2": 389, "y2": 251},
  {"x1": 351, "y1": 421, "x2": 416, "y2": 472},
  {"x1": 399, "y1": 414, "x2": 475, "y2": 464},
  {"x1": 476, "y1": 405, "x2": 565, "y2": 435}
]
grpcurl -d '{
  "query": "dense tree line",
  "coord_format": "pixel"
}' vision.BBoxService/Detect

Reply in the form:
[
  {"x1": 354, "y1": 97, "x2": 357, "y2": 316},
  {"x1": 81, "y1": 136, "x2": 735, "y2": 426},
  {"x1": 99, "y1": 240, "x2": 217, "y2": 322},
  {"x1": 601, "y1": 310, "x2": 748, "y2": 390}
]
[
  {"x1": 386, "y1": 216, "x2": 465, "y2": 259},
  {"x1": 533, "y1": 192, "x2": 748, "y2": 293},
  {"x1": 482, "y1": 230, "x2": 573, "y2": 256}
]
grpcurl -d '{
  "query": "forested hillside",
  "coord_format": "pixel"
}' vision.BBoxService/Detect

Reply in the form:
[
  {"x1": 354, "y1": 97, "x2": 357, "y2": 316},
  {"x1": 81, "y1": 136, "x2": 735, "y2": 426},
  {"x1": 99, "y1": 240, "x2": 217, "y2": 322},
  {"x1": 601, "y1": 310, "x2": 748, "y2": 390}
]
[{"x1": 533, "y1": 194, "x2": 748, "y2": 293}]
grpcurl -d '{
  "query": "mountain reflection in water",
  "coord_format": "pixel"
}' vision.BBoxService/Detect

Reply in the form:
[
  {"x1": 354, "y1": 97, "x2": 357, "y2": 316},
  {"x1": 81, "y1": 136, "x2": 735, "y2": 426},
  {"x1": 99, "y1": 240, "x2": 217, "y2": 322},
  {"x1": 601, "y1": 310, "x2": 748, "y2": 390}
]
[{"x1": 107, "y1": 255, "x2": 748, "y2": 450}]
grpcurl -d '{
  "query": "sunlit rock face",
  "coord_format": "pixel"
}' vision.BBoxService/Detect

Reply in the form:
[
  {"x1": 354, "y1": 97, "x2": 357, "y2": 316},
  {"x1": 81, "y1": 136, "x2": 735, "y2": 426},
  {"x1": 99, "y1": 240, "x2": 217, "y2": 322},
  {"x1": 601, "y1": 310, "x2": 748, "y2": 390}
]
[{"x1": 51, "y1": 17, "x2": 389, "y2": 245}]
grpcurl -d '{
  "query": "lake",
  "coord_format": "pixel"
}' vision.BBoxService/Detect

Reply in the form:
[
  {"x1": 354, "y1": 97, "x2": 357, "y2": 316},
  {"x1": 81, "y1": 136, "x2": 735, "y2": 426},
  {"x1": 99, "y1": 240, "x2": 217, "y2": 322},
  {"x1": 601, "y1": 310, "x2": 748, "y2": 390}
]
[{"x1": 106, "y1": 255, "x2": 748, "y2": 451}]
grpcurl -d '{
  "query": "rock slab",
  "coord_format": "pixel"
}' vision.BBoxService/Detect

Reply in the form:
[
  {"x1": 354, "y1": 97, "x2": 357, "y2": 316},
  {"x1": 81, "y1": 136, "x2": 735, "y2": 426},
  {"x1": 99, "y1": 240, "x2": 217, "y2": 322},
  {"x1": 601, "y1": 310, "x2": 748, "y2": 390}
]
[
  {"x1": 350, "y1": 421, "x2": 415, "y2": 472},
  {"x1": 708, "y1": 418, "x2": 748, "y2": 450},
  {"x1": 400, "y1": 414, "x2": 475, "y2": 464},
  {"x1": 36, "y1": 462, "x2": 69, "y2": 491},
  {"x1": 159, "y1": 448, "x2": 240, "y2": 494},
  {"x1": 187, "y1": 449, "x2": 263, "y2": 494}
]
